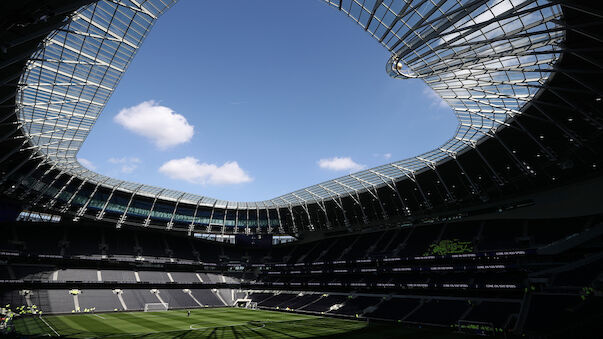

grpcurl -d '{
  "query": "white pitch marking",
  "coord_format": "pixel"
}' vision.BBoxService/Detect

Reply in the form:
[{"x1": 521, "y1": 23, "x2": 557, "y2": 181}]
[{"x1": 39, "y1": 316, "x2": 60, "y2": 337}]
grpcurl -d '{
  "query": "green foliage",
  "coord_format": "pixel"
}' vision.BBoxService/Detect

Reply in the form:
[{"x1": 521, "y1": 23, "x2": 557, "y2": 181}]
[
  {"x1": 458, "y1": 323, "x2": 494, "y2": 332},
  {"x1": 580, "y1": 286, "x2": 595, "y2": 300},
  {"x1": 424, "y1": 239, "x2": 473, "y2": 256}
]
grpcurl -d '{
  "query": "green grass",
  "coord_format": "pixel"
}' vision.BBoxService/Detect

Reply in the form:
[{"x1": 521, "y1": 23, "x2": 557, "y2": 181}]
[
  {"x1": 12, "y1": 307, "x2": 514, "y2": 338},
  {"x1": 12, "y1": 307, "x2": 368, "y2": 338}
]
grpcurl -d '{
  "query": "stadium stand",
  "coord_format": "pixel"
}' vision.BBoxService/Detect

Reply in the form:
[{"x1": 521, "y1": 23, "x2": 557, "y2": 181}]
[
  {"x1": 0, "y1": 235, "x2": 600, "y2": 334},
  {"x1": 78, "y1": 290, "x2": 122, "y2": 312},
  {"x1": 45, "y1": 290, "x2": 75, "y2": 314},
  {"x1": 2, "y1": 217, "x2": 599, "y2": 264},
  {"x1": 190, "y1": 290, "x2": 224, "y2": 306},
  {"x1": 11, "y1": 265, "x2": 52, "y2": 281},
  {"x1": 405, "y1": 299, "x2": 471, "y2": 326},
  {"x1": 522, "y1": 294, "x2": 603, "y2": 335},
  {"x1": 298, "y1": 295, "x2": 348, "y2": 313},
  {"x1": 329, "y1": 296, "x2": 381, "y2": 316},
  {"x1": 57, "y1": 269, "x2": 97, "y2": 282},
  {"x1": 0, "y1": 291, "x2": 25, "y2": 309},
  {"x1": 169, "y1": 272, "x2": 202, "y2": 283},
  {"x1": 246, "y1": 292, "x2": 273, "y2": 304},
  {"x1": 277, "y1": 293, "x2": 322, "y2": 310},
  {"x1": 364, "y1": 298, "x2": 421, "y2": 321},
  {"x1": 159, "y1": 289, "x2": 198, "y2": 308},
  {"x1": 0, "y1": 1, "x2": 602, "y2": 337},
  {"x1": 462, "y1": 301, "x2": 520, "y2": 328},
  {"x1": 256, "y1": 293, "x2": 297, "y2": 308},
  {"x1": 137, "y1": 271, "x2": 170, "y2": 283},
  {"x1": 120, "y1": 290, "x2": 162, "y2": 311},
  {"x1": 101, "y1": 270, "x2": 137, "y2": 282}
]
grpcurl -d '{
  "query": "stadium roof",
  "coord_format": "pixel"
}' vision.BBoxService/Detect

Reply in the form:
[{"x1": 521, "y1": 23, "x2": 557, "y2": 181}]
[
  {"x1": 15, "y1": 0, "x2": 563, "y2": 210},
  {"x1": 6, "y1": 0, "x2": 601, "y2": 235}
]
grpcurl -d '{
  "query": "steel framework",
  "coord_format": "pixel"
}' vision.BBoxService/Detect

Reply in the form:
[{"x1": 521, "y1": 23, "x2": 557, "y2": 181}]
[{"x1": 2, "y1": 0, "x2": 601, "y2": 234}]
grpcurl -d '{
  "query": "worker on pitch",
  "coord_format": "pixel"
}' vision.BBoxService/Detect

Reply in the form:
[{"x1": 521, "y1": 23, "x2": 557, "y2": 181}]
[{"x1": 187, "y1": 310, "x2": 191, "y2": 317}]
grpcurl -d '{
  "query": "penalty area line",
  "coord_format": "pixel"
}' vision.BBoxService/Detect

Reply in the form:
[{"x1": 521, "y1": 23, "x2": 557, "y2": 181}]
[
  {"x1": 39, "y1": 315, "x2": 60, "y2": 337},
  {"x1": 93, "y1": 314, "x2": 106, "y2": 320}
]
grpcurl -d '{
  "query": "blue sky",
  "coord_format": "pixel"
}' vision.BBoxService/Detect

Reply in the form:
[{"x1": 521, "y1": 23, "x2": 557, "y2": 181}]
[{"x1": 77, "y1": 0, "x2": 456, "y2": 202}]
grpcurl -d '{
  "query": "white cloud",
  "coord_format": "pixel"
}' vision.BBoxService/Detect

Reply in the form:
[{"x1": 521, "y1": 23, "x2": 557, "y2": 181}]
[
  {"x1": 317, "y1": 157, "x2": 365, "y2": 172},
  {"x1": 78, "y1": 158, "x2": 96, "y2": 170},
  {"x1": 159, "y1": 157, "x2": 252, "y2": 185},
  {"x1": 108, "y1": 157, "x2": 141, "y2": 174},
  {"x1": 438, "y1": 0, "x2": 518, "y2": 46},
  {"x1": 439, "y1": 28, "x2": 462, "y2": 46},
  {"x1": 114, "y1": 100, "x2": 194, "y2": 149},
  {"x1": 423, "y1": 87, "x2": 449, "y2": 109},
  {"x1": 373, "y1": 153, "x2": 392, "y2": 161}
]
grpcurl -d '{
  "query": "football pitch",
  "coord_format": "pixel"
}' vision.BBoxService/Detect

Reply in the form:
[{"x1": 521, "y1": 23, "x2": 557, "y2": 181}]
[
  {"x1": 12, "y1": 307, "x2": 368, "y2": 338},
  {"x1": 11, "y1": 307, "x2": 501, "y2": 338}
]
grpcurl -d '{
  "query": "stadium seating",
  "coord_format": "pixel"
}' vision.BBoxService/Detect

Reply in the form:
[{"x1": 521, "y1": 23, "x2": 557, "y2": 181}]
[
  {"x1": 553, "y1": 257, "x2": 603, "y2": 287},
  {"x1": 102, "y1": 270, "x2": 137, "y2": 282},
  {"x1": 364, "y1": 298, "x2": 421, "y2": 320},
  {"x1": 58, "y1": 269, "x2": 97, "y2": 282},
  {"x1": 405, "y1": 299, "x2": 470, "y2": 326},
  {"x1": 64, "y1": 228, "x2": 100, "y2": 256},
  {"x1": 11, "y1": 265, "x2": 53, "y2": 281},
  {"x1": 246, "y1": 292, "x2": 273, "y2": 304},
  {"x1": 523, "y1": 294, "x2": 592, "y2": 333},
  {"x1": 0, "y1": 216, "x2": 601, "y2": 335},
  {"x1": 137, "y1": 271, "x2": 170, "y2": 283},
  {"x1": 169, "y1": 272, "x2": 202, "y2": 283},
  {"x1": 329, "y1": 296, "x2": 381, "y2": 316},
  {"x1": 0, "y1": 291, "x2": 26, "y2": 309},
  {"x1": 119, "y1": 289, "x2": 157, "y2": 310},
  {"x1": 78, "y1": 290, "x2": 122, "y2": 312},
  {"x1": 477, "y1": 221, "x2": 524, "y2": 251},
  {"x1": 257, "y1": 293, "x2": 297, "y2": 308},
  {"x1": 462, "y1": 301, "x2": 520, "y2": 328},
  {"x1": 1, "y1": 218, "x2": 597, "y2": 266},
  {"x1": 0, "y1": 287, "x2": 236, "y2": 313},
  {"x1": 298, "y1": 295, "x2": 348, "y2": 313},
  {"x1": 190, "y1": 289, "x2": 224, "y2": 306},
  {"x1": 278, "y1": 293, "x2": 322, "y2": 310},
  {"x1": 159, "y1": 289, "x2": 198, "y2": 308},
  {"x1": 244, "y1": 291, "x2": 523, "y2": 330},
  {"x1": 45, "y1": 290, "x2": 76, "y2": 314}
]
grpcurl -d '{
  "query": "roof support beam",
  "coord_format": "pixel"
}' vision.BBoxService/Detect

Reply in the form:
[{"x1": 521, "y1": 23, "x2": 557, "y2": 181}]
[{"x1": 117, "y1": 185, "x2": 143, "y2": 229}]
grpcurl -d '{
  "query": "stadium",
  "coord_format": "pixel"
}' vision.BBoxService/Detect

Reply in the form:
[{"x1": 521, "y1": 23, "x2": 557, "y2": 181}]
[{"x1": 0, "y1": 0, "x2": 602, "y2": 337}]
